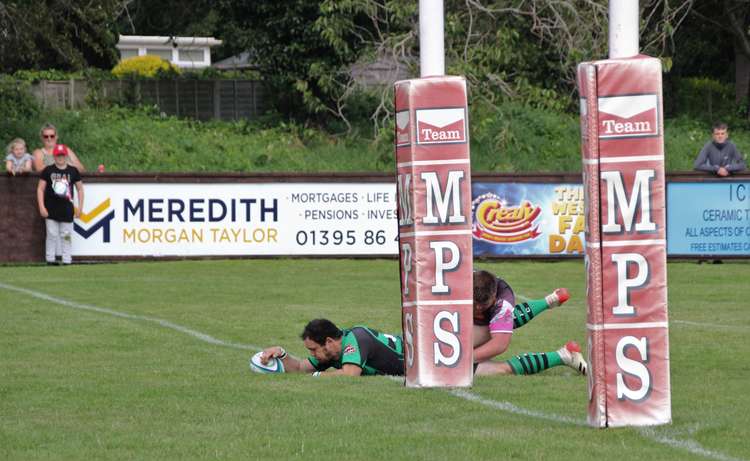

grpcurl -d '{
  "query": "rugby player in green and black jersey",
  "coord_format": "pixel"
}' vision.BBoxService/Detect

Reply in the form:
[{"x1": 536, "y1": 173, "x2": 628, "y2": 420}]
[{"x1": 260, "y1": 318, "x2": 404, "y2": 376}]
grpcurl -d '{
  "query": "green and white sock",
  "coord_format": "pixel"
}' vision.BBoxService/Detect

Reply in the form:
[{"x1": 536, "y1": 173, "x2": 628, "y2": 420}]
[
  {"x1": 506, "y1": 351, "x2": 562, "y2": 375},
  {"x1": 512, "y1": 299, "x2": 550, "y2": 329}
]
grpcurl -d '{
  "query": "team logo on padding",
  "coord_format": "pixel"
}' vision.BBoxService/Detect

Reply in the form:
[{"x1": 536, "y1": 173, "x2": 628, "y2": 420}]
[
  {"x1": 343, "y1": 345, "x2": 357, "y2": 355},
  {"x1": 415, "y1": 107, "x2": 467, "y2": 144},
  {"x1": 74, "y1": 198, "x2": 115, "y2": 243},
  {"x1": 598, "y1": 94, "x2": 658, "y2": 139},
  {"x1": 472, "y1": 193, "x2": 541, "y2": 244},
  {"x1": 396, "y1": 110, "x2": 411, "y2": 147}
]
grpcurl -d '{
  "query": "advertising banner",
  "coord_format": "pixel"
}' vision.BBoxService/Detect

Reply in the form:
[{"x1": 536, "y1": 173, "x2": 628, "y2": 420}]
[
  {"x1": 472, "y1": 183, "x2": 585, "y2": 256},
  {"x1": 667, "y1": 182, "x2": 750, "y2": 256},
  {"x1": 72, "y1": 183, "x2": 399, "y2": 256}
]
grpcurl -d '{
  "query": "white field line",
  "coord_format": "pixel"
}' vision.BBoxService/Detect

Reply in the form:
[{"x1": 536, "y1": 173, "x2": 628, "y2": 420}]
[
  {"x1": 0, "y1": 281, "x2": 262, "y2": 352},
  {"x1": 445, "y1": 385, "x2": 745, "y2": 461},
  {"x1": 3, "y1": 281, "x2": 745, "y2": 461},
  {"x1": 448, "y1": 388, "x2": 585, "y2": 426},
  {"x1": 672, "y1": 320, "x2": 749, "y2": 332},
  {"x1": 637, "y1": 427, "x2": 747, "y2": 461}
]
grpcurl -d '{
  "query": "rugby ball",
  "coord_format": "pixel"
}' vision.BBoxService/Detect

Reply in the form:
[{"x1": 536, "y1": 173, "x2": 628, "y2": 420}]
[
  {"x1": 249, "y1": 351, "x2": 285, "y2": 374},
  {"x1": 52, "y1": 180, "x2": 68, "y2": 197}
]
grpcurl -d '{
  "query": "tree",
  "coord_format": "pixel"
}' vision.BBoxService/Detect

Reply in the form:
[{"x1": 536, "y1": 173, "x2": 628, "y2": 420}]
[
  {"x1": 0, "y1": 1, "x2": 122, "y2": 72},
  {"x1": 317, "y1": 0, "x2": 693, "y2": 127}
]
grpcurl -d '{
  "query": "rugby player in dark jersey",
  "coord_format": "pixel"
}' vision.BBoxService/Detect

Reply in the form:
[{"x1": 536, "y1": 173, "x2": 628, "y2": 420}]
[
  {"x1": 260, "y1": 318, "x2": 404, "y2": 376},
  {"x1": 472, "y1": 269, "x2": 587, "y2": 376}
]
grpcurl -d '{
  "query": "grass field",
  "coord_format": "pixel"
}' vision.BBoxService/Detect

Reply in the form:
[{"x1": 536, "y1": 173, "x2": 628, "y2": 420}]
[{"x1": 1, "y1": 259, "x2": 748, "y2": 461}]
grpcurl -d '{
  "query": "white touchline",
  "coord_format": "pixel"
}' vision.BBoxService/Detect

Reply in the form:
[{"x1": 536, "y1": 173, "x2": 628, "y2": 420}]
[
  {"x1": 637, "y1": 427, "x2": 746, "y2": 461},
  {"x1": 0, "y1": 281, "x2": 262, "y2": 352},
  {"x1": 446, "y1": 385, "x2": 745, "y2": 461},
  {"x1": 672, "y1": 320, "x2": 749, "y2": 332},
  {"x1": 2, "y1": 281, "x2": 745, "y2": 461},
  {"x1": 448, "y1": 388, "x2": 585, "y2": 426}
]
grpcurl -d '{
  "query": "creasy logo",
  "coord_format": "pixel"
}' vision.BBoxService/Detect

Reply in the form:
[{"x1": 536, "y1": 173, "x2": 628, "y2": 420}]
[
  {"x1": 415, "y1": 107, "x2": 466, "y2": 144},
  {"x1": 74, "y1": 198, "x2": 115, "y2": 242},
  {"x1": 598, "y1": 94, "x2": 659, "y2": 138},
  {"x1": 472, "y1": 193, "x2": 541, "y2": 244}
]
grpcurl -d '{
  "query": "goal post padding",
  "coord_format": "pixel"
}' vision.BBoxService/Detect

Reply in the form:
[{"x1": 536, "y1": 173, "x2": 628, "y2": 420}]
[
  {"x1": 395, "y1": 76, "x2": 474, "y2": 388},
  {"x1": 577, "y1": 56, "x2": 671, "y2": 427}
]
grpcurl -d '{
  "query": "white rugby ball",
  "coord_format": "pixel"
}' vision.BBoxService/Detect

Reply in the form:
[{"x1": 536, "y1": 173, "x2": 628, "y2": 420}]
[
  {"x1": 249, "y1": 351, "x2": 285, "y2": 374},
  {"x1": 52, "y1": 180, "x2": 68, "y2": 197}
]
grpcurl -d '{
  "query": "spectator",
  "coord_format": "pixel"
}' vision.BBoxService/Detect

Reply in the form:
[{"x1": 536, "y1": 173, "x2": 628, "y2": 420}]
[
  {"x1": 5, "y1": 138, "x2": 33, "y2": 175},
  {"x1": 33, "y1": 123, "x2": 86, "y2": 172},
  {"x1": 37, "y1": 144, "x2": 84, "y2": 266},
  {"x1": 693, "y1": 122, "x2": 746, "y2": 177}
]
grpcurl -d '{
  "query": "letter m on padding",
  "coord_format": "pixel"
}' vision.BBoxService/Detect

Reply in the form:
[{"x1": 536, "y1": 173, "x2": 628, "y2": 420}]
[
  {"x1": 421, "y1": 171, "x2": 466, "y2": 225},
  {"x1": 600, "y1": 170, "x2": 656, "y2": 233}
]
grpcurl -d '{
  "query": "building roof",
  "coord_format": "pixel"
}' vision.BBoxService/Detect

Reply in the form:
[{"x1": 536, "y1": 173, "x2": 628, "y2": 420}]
[
  {"x1": 212, "y1": 51, "x2": 257, "y2": 70},
  {"x1": 117, "y1": 35, "x2": 222, "y2": 49}
]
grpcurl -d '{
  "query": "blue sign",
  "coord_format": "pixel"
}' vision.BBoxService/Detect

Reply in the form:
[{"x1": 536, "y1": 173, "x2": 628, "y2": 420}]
[{"x1": 666, "y1": 182, "x2": 750, "y2": 255}]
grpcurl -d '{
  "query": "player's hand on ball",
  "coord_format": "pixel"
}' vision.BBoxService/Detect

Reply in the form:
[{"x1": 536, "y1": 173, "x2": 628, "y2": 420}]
[{"x1": 260, "y1": 346, "x2": 286, "y2": 364}]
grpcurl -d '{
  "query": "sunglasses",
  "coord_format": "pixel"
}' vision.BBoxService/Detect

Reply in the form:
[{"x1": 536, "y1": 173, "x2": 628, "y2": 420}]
[{"x1": 42, "y1": 134, "x2": 57, "y2": 139}]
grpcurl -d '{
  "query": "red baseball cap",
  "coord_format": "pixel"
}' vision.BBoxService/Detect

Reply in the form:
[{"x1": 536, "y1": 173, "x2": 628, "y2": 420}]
[{"x1": 53, "y1": 144, "x2": 68, "y2": 156}]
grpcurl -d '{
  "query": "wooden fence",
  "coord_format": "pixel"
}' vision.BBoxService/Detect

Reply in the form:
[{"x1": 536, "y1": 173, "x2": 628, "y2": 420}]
[{"x1": 30, "y1": 79, "x2": 266, "y2": 121}]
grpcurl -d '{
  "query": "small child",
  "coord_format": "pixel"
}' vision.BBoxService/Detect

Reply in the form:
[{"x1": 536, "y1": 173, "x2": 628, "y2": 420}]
[
  {"x1": 5, "y1": 138, "x2": 33, "y2": 175},
  {"x1": 36, "y1": 144, "x2": 84, "y2": 265}
]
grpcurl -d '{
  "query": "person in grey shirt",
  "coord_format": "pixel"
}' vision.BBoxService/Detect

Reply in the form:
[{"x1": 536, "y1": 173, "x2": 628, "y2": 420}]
[{"x1": 694, "y1": 122, "x2": 746, "y2": 177}]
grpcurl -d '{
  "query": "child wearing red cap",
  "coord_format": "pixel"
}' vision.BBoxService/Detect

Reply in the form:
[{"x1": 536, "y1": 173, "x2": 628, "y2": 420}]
[{"x1": 36, "y1": 144, "x2": 84, "y2": 265}]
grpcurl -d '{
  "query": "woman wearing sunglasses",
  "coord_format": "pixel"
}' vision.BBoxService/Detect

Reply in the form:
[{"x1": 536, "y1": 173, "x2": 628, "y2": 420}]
[{"x1": 32, "y1": 123, "x2": 86, "y2": 172}]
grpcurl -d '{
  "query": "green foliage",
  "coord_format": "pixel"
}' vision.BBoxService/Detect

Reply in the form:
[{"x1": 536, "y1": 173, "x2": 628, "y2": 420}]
[
  {"x1": 12, "y1": 69, "x2": 83, "y2": 82},
  {"x1": 469, "y1": 101, "x2": 581, "y2": 173},
  {"x1": 667, "y1": 77, "x2": 737, "y2": 122},
  {"x1": 0, "y1": 76, "x2": 40, "y2": 120},
  {"x1": 0, "y1": 76, "x2": 40, "y2": 144},
  {"x1": 7, "y1": 104, "x2": 745, "y2": 174},
  {"x1": 0, "y1": 1, "x2": 120, "y2": 72}
]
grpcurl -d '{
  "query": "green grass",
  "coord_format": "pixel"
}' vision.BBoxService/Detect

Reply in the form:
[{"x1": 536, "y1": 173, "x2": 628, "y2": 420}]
[{"x1": 1, "y1": 259, "x2": 749, "y2": 460}]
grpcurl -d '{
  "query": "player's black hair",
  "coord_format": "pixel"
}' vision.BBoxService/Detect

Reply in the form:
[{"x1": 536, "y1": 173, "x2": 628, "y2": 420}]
[
  {"x1": 301, "y1": 318, "x2": 343, "y2": 345},
  {"x1": 473, "y1": 270, "x2": 498, "y2": 307},
  {"x1": 712, "y1": 121, "x2": 728, "y2": 132}
]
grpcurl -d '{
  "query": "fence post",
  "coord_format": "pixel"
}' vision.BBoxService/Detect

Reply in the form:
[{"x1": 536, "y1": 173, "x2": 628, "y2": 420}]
[
  {"x1": 69, "y1": 79, "x2": 75, "y2": 109},
  {"x1": 213, "y1": 80, "x2": 221, "y2": 120},
  {"x1": 194, "y1": 80, "x2": 199, "y2": 119},
  {"x1": 251, "y1": 80, "x2": 257, "y2": 118},
  {"x1": 233, "y1": 80, "x2": 238, "y2": 120},
  {"x1": 175, "y1": 80, "x2": 180, "y2": 116}
]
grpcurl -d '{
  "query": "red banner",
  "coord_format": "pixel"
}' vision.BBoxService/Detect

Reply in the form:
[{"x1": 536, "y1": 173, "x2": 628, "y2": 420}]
[
  {"x1": 395, "y1": 77, "x2": 474, "y2": 387},
  {"x1": 577, "y1": 57, "x2": 671, "y2": 427}
]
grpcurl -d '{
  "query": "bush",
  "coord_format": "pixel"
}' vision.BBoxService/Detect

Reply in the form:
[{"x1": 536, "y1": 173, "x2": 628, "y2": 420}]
[
  {"x1": 667, "y1": 77, "x2": 737, "y2": 122},
  {"x1": 0, "y1": 76, "x2": 41, "y2": 145},
  {"x1": 112, "y1": 56, "x2": 181, "y2": 79},
  {"x1": 0, "y1": 76, "x2": 40, "y2": 120}
]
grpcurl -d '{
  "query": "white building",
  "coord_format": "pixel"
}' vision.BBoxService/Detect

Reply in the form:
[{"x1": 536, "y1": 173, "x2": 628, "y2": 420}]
[{"x1": 116, "y1": 35, "x2": 223, "y2": 69}]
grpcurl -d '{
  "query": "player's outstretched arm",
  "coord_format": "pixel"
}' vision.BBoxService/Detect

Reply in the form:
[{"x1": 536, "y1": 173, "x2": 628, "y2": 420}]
[
  {"x1": 260, "y1": 346, "x2": 314, "y2": 373},
  {"x1": 473, "y1": 332, "x2": 511, "y2": 363},
  {"x1": 313, "y1": 364, "x2": 362, "y2": 377}
]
